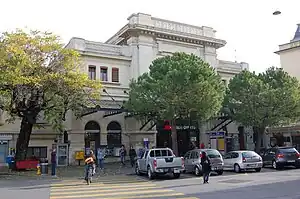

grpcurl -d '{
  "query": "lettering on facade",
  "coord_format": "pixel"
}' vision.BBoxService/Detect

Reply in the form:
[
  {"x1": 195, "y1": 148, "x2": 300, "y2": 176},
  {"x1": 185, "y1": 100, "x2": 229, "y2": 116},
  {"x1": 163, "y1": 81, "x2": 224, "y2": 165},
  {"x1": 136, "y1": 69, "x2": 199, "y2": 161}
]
[
  {"x1": 176, "y1": 125, "x2": 197, "y2": 130},
  {"x1": 154, "y1": 20, "x2": 203, "y2": 36}
]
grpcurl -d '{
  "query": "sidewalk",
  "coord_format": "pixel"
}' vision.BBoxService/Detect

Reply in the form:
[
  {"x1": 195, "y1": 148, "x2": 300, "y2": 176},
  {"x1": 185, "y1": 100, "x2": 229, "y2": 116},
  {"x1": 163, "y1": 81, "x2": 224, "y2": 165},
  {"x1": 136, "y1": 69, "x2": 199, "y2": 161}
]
[{"x1": 0, "y1": 161, "x2": 136, "y2": 180}]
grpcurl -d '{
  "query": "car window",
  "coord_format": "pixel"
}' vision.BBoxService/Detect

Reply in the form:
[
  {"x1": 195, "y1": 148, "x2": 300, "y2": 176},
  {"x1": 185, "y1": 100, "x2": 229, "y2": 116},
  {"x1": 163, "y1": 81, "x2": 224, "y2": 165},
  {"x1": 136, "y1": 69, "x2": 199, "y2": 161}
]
[
  {"x1": 184, "y1": 152, "x2": 191, "y2": 159},
  {"x1": 154, "y1": 150, "x2": 161, "y2": 157},
  {"x1": 223, "y1": 153, "x2": 232, "y2": 159},
  {"x1": 242, "y1": 151, "x2": 259, "y2": 158},
  {"x1": 149, "y1": 151, "x2": 155, "y2": 157},
  {"x1": 190, "y1": 151, "x2": 196, "y2": 159},
  {"x1": 206, "y1": 150, "x2": 221, "y2": 158},
  {"x1": 279, "y1": 148, "x2": 298, "y2": 154},
  {"x1": 232, "y1": 152, "x2": 239, "y2": 158},
  {"x1": 194, "y1": 151, "x2": 199, "y2": 159},
  {"x1": 144, "y1": 151, "x2": 149, "y2": 158},
  {"x1": 161, "y1": 149, "x2": 173, "y2": 156}
]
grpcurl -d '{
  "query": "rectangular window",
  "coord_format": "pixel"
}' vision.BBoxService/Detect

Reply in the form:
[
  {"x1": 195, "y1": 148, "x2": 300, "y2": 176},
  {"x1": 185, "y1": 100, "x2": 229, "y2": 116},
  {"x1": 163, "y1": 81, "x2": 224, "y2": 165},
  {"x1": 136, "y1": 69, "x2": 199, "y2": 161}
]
[
  {"x1": 27, "y1": 147, "x2": 47, "y2": 159},
  {"x1": 100, "y1": 67, "x2": 108, "y2": 81},
  {"x1": 88, "y1": 66, "x2": 96, "y2": 80},
  {"x1": 112, "y1": 68, "x2": 119, "y2": 83}
]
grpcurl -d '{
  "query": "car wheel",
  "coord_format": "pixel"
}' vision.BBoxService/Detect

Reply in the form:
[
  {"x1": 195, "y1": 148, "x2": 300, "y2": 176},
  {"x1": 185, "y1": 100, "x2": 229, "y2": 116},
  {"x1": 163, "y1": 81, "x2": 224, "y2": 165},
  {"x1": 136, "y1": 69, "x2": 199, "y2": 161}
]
[
  {"x1": 234, "y1": 164, "x2": 241, "y2": 173},
  {"x1": 255, "y1": 168, "x2": 261, "y2": 172},
  {"x1": 147, "y1": 166, "x2": 154, "y2": 180},
  {"x1": 173, "y1": 173, "x2": 180, "y2": 179},
  {"x1": 217, "y1": 170, "x2": 223, "y2": 175},
  {"x1": 272, "y1": 161, "x2": 281, "y2": 170},
  {"x1": 135, "y1": 164, "x2": 141, "y2": 176},
  {"x1": 295, "y1": 165, "x2": 300, "y2": 169},
  {"x1": 194, "y1": 166, "x2": 201, "y2": 176}
]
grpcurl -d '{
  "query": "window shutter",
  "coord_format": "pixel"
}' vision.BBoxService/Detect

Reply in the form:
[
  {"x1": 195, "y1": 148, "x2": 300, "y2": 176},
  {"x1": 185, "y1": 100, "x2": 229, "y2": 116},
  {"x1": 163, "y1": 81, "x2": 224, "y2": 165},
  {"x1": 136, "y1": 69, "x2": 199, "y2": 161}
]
[{"x1": 112, "y1": 68, "x2": 119, "y2": 82}]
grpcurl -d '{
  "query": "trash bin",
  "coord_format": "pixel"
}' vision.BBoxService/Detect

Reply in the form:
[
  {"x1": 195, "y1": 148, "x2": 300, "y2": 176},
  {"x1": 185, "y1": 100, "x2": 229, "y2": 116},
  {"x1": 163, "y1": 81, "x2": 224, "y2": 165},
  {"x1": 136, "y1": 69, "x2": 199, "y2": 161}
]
[{"x1": 40, "y1": 158, "x2": 48, "y2": 175}]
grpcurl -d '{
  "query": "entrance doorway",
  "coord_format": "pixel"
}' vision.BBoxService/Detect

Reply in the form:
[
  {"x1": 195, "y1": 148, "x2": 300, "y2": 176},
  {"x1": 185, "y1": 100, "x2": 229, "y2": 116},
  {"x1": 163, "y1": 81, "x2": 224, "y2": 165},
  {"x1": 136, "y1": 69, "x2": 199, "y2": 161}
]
[
  {"x1": 0, "y1": 141, "x2": 8, "y2": 165},
  {"x1": 84, "y1": 121, "x2": 100, "y2": 155}
]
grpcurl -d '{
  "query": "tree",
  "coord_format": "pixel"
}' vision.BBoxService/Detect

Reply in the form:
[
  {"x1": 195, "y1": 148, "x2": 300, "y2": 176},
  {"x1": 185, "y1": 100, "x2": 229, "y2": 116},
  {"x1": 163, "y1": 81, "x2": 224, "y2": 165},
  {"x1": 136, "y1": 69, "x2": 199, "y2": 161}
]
[
  {"x1": 225, "y1": 67, "x2": 300, "y2": 151},
  {"x1": 125, "y1": 52, "x2": 225, "y2": 155},
  {"x1": 0, "y1": 29, "x2": 101, "y2": 161}
]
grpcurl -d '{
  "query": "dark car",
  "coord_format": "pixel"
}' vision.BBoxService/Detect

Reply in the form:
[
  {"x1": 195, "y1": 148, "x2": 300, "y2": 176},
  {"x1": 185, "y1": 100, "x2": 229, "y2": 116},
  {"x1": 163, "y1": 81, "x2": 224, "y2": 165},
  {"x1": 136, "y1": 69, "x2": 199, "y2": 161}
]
[{"x1": 261, "y1": 147, "x2": 300, "y2": 170}]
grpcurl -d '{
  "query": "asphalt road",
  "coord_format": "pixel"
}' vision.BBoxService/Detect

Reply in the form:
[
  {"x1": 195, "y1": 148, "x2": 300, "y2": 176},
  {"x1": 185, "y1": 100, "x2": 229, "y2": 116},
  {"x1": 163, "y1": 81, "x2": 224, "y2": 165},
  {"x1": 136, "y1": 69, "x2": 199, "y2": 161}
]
[{"x1": 0, "y1": 167, "x2": 299, "y2": 199}]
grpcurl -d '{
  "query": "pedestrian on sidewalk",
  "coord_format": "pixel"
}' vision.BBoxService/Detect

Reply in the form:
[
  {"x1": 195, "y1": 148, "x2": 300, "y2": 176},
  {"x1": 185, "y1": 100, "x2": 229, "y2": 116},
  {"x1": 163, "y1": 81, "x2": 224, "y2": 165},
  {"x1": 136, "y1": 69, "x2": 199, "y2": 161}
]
[
  {"x1": 97, "y1": 148, "x2": 105, "y2": 170},
  {"x1": 129, "y1": 145, "x2": 137, "y2": 167},
  {"x1": 200, "y1": 151, "x2": 211, "y2": 184},
  {"x1": 51, "y1": 149, "x2": 57, "y2": 177},
  {"x1": 119, "y1": 145, "x2": 126, "y2": 166}
]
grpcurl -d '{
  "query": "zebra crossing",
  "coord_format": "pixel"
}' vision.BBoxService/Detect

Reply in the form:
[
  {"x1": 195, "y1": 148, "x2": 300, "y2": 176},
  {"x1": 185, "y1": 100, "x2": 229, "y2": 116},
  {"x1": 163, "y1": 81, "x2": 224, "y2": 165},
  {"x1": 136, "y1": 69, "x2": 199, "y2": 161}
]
[{"x1": 49, "y1": 176, "x2": 199, "y2": 199}]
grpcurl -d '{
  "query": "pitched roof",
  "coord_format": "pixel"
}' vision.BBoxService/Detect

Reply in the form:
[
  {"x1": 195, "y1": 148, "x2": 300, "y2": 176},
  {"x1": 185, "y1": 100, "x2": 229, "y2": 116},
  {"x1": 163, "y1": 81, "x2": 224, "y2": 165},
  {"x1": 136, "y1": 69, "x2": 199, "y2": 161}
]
[{"x1": 292, "y1": 24, "x2": 300, "y2": 42}]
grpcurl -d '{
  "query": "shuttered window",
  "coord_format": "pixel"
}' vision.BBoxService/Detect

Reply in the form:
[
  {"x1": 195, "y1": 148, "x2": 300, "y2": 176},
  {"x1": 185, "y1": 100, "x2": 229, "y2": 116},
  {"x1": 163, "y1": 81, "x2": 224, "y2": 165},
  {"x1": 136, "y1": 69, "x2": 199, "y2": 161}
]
[{"x1": 112, "y1": 68, "x2": 119, "y2": 83}]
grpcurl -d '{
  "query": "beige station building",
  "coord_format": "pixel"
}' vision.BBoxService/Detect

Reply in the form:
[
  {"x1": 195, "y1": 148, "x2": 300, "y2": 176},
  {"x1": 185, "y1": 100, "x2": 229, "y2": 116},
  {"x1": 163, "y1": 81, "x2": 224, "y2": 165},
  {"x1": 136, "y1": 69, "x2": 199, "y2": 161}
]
[
  {"x1": 268, "y1": 24, "x2": 300, "y2": 149},
  {"x1": 0, "y1": 13, "x2": 252, "y2": 166}
]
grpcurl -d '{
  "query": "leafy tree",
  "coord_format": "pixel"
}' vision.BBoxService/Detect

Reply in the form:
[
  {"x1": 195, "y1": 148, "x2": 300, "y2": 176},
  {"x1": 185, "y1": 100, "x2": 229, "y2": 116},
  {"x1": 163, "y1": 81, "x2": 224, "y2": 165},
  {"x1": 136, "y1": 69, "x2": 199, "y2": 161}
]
[
  {"x1": 125, "y1": 52, "x2": 225, "y2": 155},
  {"x1": 225, "y1": 67, "x2": 300, "y2": 151},
  {"x1": 0, "y1": 29, "x2": 101, "y2": 161}
]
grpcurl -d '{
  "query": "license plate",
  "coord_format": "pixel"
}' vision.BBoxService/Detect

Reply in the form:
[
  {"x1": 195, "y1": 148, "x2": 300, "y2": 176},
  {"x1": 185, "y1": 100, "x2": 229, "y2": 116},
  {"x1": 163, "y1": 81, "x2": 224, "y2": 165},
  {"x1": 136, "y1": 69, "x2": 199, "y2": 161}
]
[
  {"x1": 287, "y1": 160, "x2": 295, "y2": 163},
  {"x1": 174, "y1": 169, "x2": 180, "y2": 173}
]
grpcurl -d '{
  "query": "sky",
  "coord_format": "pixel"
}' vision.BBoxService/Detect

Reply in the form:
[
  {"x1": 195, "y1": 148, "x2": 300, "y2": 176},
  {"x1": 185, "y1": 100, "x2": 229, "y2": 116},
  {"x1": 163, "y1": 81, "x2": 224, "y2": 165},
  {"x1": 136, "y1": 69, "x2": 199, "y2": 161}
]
[{"x1": 0, "y1": 0, "x2": 299, "y2": 73}]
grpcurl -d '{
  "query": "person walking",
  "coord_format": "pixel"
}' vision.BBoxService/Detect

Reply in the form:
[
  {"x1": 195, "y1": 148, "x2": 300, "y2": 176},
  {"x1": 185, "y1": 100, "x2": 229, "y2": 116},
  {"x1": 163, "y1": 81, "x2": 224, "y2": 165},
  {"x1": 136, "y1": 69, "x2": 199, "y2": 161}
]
[
  {"x1": 89, "y1": 150, "x2": 96, "y2": 175},
  {"x1": 129, "y1": 145, "x2": 137, "y2": 167},
  {"x1": 51, "y1": 149, "x2": 57, "y2": 177},
  {"x1": 200, "y1": 151, "x2": 211, "y2": 184},
  {"x1": 119, "y1": 145, "x2": 126, "y2": 166},
  {"x1": 97, "y1": 148, "x2": 105, "y2": 170}
]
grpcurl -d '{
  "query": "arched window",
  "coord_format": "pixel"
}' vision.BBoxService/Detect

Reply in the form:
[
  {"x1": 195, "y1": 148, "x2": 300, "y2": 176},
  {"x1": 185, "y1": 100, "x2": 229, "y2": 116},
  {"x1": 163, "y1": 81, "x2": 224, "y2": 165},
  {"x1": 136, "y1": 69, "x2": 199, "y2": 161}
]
[{"x1": 107, "y1": 121, "x2": 122, "y2": 147}]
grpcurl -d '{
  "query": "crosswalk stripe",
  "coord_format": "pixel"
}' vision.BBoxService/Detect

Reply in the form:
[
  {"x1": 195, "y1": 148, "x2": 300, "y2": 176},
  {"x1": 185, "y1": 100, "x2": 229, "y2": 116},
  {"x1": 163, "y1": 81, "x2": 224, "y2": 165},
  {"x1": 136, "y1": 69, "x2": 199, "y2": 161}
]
[
  {"x1": 51, "y1": 184, "x2": 157, "y2": 191},
  {"x1": 51, "y1": 185, "x2": 158, "y2": 195},
  {"x1": 50, "y1": 189, "x2": 174, "y2": 199},
  {"x1": 51, "y1": 181, "x2": 152, "y2": 188},
  {"x1": 50, "y1": 193, "x2": 184, "y2": 199}
]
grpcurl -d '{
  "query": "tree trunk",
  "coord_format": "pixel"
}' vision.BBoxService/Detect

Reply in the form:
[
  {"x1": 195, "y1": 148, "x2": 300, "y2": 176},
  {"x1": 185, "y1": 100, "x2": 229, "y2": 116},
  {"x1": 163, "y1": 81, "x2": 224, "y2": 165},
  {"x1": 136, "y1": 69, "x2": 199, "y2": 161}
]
[
  {"x1": 15, "y1": 116, "x2": 34, "y2": 161},
  {"x1": 170, "y1": 119, "x2": 178, "y2": 156},
  {"x1": 253, "y1": 126, "x2": 265, "y2": 152}
]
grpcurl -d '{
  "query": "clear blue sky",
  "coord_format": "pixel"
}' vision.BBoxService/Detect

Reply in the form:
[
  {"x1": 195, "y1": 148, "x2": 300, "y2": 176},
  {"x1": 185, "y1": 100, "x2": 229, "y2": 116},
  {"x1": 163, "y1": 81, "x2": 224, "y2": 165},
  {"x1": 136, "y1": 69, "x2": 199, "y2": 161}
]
[{"x1": 1, "y1": 0, "x2": 299, "y2": 72}]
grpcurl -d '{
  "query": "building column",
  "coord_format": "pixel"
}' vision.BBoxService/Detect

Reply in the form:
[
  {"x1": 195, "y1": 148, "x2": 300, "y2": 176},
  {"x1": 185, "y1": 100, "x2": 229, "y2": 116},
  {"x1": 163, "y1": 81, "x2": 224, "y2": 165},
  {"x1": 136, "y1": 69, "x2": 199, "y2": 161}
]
[{"x1": 69, "y1": 131, "x2": 85, "y2": 165}]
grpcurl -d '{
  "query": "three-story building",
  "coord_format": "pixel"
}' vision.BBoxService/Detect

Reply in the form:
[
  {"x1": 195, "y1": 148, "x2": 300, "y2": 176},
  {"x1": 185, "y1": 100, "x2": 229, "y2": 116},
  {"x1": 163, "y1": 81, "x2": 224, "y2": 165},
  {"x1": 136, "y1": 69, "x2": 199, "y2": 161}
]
[{"x1": 0, "y1": 13, "x2": 250, "y2": 165}]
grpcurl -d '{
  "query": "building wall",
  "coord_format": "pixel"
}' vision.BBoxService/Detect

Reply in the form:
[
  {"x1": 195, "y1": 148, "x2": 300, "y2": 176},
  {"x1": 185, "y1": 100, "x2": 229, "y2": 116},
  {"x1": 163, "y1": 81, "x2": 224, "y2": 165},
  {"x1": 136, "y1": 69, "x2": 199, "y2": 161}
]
[
  {"x1": 0, "y1": 13, "x2": 250, "y2": 164},
  {"x1": 279, "y1": 47, "x2": 300, "y2": 79}
]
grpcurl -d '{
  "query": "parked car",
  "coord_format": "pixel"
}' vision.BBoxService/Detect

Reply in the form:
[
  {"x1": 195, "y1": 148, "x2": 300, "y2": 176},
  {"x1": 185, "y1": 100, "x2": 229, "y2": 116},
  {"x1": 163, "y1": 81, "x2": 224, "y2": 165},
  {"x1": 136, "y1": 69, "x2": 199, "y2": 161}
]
[
  {"x1": 135, "y1": 148, "x2": 184, "y2": 180},
  {"x1": 261, "y1": 147, "x2": 300, "y2": 170},
  {"x1": 183, "y1": 149, "x2": 224, "y2": 176},
  {"x1": 223, "y1": 150, "x2": 263, "y2": 173}
]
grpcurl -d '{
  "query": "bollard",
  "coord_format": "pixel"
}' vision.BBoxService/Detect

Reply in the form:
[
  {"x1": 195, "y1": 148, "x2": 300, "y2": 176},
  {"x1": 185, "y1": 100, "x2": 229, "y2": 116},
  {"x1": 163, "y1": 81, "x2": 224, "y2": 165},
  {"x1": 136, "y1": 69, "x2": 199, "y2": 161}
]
[{"x1": 37, "y1": 164, "x2": 41, "y2": 175}]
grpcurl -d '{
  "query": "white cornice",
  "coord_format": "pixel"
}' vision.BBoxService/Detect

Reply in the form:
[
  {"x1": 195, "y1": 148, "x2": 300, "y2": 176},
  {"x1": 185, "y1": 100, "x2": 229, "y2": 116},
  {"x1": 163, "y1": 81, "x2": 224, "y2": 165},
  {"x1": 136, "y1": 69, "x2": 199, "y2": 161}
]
[
  {"x1": 80, "y1": 51, "x2": 132, "y2": 61},
  {"x1": 124, "y1": 25, "x2": 225, "y2": 49}
]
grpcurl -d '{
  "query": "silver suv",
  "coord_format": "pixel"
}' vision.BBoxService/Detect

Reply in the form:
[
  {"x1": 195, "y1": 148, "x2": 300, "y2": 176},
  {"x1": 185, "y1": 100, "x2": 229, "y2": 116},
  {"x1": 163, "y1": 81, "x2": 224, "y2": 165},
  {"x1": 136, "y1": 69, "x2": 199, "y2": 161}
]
[{"x1": 183, "y1": 149, "x2": 224, "y2": 176}]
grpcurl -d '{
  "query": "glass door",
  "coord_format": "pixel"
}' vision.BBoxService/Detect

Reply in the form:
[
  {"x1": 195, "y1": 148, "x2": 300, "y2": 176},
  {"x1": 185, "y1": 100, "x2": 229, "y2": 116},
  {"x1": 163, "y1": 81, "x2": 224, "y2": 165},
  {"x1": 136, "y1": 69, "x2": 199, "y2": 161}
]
[{"x1": 56, "y1": 144, "x2": 68, "y2": 166}]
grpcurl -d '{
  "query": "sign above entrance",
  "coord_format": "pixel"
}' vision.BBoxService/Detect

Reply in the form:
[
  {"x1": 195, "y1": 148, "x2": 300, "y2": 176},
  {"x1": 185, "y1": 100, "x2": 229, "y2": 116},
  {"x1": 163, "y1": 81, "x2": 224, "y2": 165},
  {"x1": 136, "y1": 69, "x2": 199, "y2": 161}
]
[{"x1": 176, "y1": 125, "x2": 197, "y2": 130}]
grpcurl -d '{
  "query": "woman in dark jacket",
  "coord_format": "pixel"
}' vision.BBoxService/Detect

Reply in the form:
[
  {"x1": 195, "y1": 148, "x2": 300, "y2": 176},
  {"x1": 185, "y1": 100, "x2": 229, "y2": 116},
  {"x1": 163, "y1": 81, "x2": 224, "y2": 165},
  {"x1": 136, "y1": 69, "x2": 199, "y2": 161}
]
[
  {"x1": 129, "y1": 145, "x2": 137, "y2": 167},
  {"x1": 200, "y1": 151, "x2": 211, "y2": 184}
]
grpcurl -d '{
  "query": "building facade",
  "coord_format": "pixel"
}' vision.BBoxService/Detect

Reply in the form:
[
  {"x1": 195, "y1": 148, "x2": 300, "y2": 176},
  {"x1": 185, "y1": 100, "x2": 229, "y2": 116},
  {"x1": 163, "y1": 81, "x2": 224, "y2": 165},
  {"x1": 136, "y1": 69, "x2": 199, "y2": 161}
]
[
  {"x1": 268, "y1": 24, "x2": 300, "y2": 149},
  {"x1": 0, "y1": 13, "x2": 250, "y2": 165}
]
